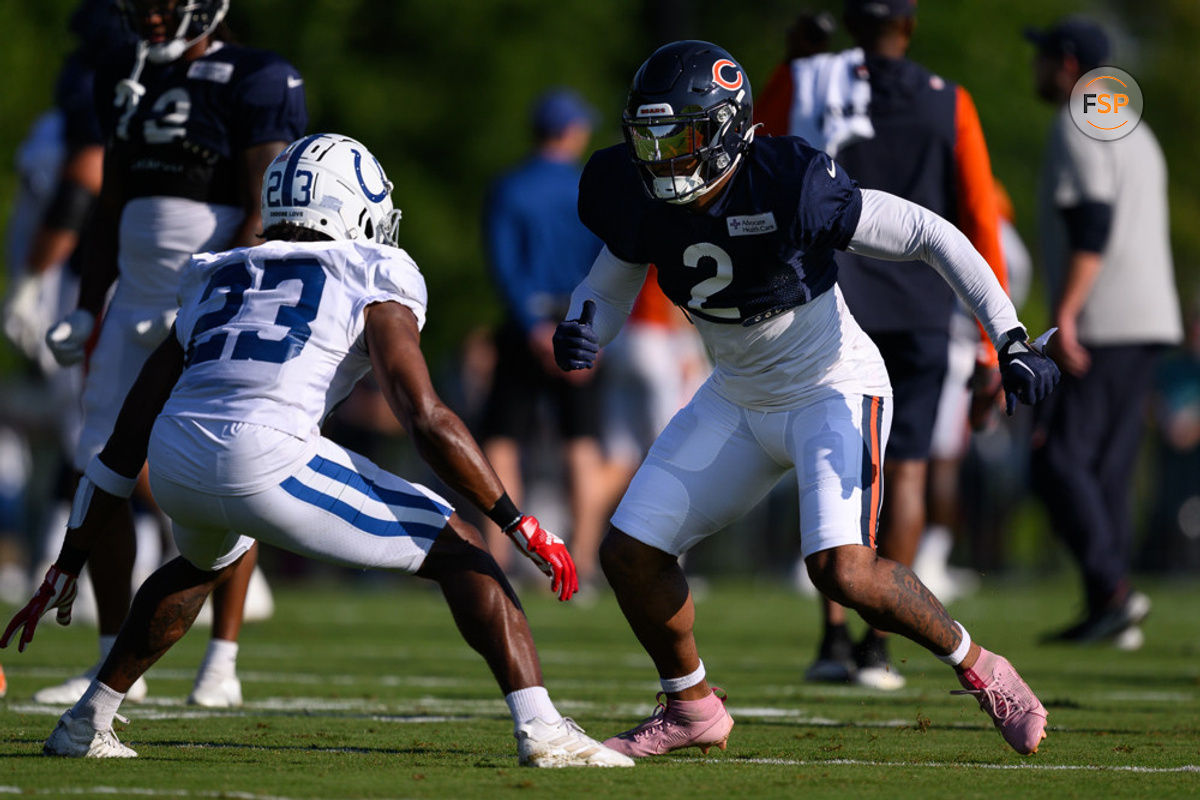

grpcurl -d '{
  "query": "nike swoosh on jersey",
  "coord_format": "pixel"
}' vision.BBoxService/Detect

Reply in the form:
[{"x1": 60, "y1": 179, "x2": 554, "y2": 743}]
[
  {"x1": 826, "y1": 161, "x2": 837, "y2": 178},
  {"x1": 287, "y1": 75, "x2": 304, "y2": 89}
]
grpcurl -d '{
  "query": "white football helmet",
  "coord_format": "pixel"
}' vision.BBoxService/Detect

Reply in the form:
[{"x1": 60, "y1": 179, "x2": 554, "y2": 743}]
[
  {"x1": 118, "y1": 0, "x2": 230, "y2": 64},
  {"x1": 261, "y1": 134, "x2": 402, "y2": 247}
]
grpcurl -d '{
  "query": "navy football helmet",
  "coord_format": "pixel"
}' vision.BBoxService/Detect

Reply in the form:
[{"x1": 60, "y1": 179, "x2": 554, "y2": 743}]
[
  {"x1": 118, "y1": 0, "x2": 229, "y2": 63},
  {"x1": 622, "y1": 40, "x2": 755, "y2": 204}
]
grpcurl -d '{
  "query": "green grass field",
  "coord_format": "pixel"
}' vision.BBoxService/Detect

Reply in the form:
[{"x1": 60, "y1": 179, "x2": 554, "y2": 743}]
[{"x1": 2, "y1": 573, "x2": 1197, "y2": 799}]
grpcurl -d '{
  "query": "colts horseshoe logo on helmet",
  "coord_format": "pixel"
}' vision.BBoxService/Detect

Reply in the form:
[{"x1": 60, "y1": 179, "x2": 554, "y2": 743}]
[{"x1": 712, "y1": 59, "x2": 743, "y2": 91}]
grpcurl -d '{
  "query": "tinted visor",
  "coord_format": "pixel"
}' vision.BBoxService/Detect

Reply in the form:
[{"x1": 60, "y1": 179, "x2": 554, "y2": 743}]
[{"x1": 625, "y1": 116, "x2": 711, "y2": 164}]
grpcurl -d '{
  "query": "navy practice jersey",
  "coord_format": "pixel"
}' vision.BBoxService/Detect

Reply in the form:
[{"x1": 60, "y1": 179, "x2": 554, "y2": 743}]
[
  {"x1": 578, "y1": 136, "x2": 862, "y2": 326},
  {"x1": 95, "y1": 41, "x2": 308, "y2": 206}
]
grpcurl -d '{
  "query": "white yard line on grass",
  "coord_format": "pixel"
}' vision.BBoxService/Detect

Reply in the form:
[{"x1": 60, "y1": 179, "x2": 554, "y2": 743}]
[
  {"x1": 10, "y1": 666, "x2": 1195, "y2": 704},
  {"x1": 2, "y1": 697, "x2": 1181, "y2": 735}
]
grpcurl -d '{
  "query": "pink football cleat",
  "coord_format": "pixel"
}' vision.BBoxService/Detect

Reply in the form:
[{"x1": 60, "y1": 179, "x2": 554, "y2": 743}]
[
  {"x1": 603, "y1": 688, "x2": 734, "y2": 757},
  {"x1": 952, "y1": 648, "x2": 1048, "y2": 755}
]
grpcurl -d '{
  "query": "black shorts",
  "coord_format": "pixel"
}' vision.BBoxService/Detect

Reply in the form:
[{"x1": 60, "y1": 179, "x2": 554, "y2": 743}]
[
  {"x1": 869, "y1": 329, "x2": 949, "y2": 461},
  {"x1": 480, "y1": 321, "x2": 602, "y2": 442}
]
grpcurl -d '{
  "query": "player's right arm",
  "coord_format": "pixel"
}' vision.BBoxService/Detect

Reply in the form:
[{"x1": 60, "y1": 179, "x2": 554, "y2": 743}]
[
  {"x1": 846, "y1": 188, "x2": 1060, "y2": 413},
  {"x1": 1, "y1": 331, "x2": 185, "y2": 651},
  {"x1": 364, "y1": 300, "x2": 578, "y2": 599},
  {"x1": 553, "y1": 247, "x2": 648, "y2": 370},
  {"x1": 4, "y1": 143, "x2": 104, "y2": 360},
  {"x1": 44, "y1": 146, "x2": 124, "y2": 366}
]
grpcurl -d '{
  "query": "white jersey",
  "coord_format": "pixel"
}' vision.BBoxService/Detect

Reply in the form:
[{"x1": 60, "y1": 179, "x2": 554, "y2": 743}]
[
  {"x1": 162, "y1": 238, "x2": 427, "y2": 440},
  {"x1": 696, "y1": 284, "x2": 891, "y2": 410}
]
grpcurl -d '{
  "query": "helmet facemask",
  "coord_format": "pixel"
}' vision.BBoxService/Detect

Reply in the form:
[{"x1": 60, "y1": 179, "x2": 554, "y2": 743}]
[
  {"x1": 623, "y1": 97, "x2": 751, "y2": 204},
  {"x1": 119, "y1": 0, "x2": 229, "y2": 64}
]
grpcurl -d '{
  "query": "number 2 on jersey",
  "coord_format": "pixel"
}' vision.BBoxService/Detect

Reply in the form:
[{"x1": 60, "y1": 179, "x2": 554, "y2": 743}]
[
  {"x1": 186, "y1": 257, "x2": 326, "y2": 365},
  {"x1": 683, "y1": 242, "x2": 739, "y2": 320}
]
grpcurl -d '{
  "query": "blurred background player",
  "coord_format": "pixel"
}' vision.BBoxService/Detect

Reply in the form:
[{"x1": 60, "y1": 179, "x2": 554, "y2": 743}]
[
  {"x1": 756, "y1": 0, "x2": 1010, "y2": 690},
  {"x1": 478, "y1": 88, "x2": 608, "y2": 585},
  {"x1": 1026, "y1": 17, "x2": 1182, "y2": 647},
  {"x1": 33, "y1": 0, "x2": 307, "y2": 708},
  {"x1": 9, "y1": 133, "x2": 631, "y2": 768},
  {"x1": 756, "y1": 8, "x2": 837, "y2": 130}
]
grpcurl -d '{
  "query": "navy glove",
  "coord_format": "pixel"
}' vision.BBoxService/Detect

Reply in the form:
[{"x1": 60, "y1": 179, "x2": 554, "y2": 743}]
[
  {"x1": 998, "y1": 327, "x2": 1061, "y2": 415},
  {"x1": 553, "y1": 299, "x2": 599, "y2": 371}
]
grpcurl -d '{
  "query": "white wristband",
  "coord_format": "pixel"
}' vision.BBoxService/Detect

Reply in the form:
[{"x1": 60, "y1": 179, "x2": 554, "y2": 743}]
[{"x1": 84, "y1": 455, "x2": 138, "y2": 499}]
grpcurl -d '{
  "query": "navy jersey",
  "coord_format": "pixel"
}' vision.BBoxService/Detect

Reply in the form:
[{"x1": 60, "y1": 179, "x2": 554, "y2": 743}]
[
  {"x1": 578, "y1": 136, "x2": 862, "y2": 326},
  {"x1": 95, "y1": 42, "x2": 308, "y2": 206}
]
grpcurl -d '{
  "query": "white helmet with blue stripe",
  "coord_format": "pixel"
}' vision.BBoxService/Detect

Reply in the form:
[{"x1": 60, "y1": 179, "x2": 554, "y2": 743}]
[{"x1": 261, "y1": 133, "x2": 402, "y2": 247}]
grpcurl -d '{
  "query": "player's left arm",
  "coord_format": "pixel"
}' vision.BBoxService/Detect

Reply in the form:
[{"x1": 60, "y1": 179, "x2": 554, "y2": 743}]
[
  {"x1": 846, "y1": 188, "x2": 1059, "y2": 412},
  {"x1": 228, "y1": 57, "x2": 309, "y2": 248},
  {"x1": 231, "y1": 140, "x2": 288, "y2": 248},
  {"x1": 365, "y1": 301, "x2": 578, "y2": 599},
  {"x1": 1, "y1": 330, "x2": 185, "y2": 651}
]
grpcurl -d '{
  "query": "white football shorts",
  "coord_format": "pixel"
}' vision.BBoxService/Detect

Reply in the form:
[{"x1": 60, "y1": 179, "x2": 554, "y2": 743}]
[
  {"x1": 76, "y1": 196, "x2": 244, "y2": 470},
  {"x1": 611, "y1": 382, "x2": 891, "y2": 559},
  {"x1": 148, "y1": 436, "x2": 454, "y2": 573},
  {"x1": 74, "y1": 297, "x2": 177, "y2": 471}
]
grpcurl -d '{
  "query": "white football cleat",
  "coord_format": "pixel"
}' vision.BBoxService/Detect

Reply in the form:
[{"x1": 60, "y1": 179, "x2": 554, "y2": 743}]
[
  {"x1": 516, "y1": 717, "x2": 635, "y2": 767},
  {"x1": 43, "y1": 710, "x2": 137, "y2": 758},
  {"x1": 188, "y1": 673, "x2": 242, "y2": 708},
  {"x1": 33, "y1": 673, "x2": 148, "y2": 705}
]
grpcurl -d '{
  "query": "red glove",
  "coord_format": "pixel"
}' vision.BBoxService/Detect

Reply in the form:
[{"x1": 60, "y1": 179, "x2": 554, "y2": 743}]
[
  {"x1": 0, "y1": 565, "x2": 79, "y2": 652},
  {"x1": 504, "y1": 515, "x2": 579, "y2": 601}
]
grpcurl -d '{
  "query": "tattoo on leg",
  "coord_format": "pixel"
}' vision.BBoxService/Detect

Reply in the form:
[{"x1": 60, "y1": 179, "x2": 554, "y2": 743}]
[
  {"x1": 109, "y1": 584, "x2": 212, "y2": 689},
  {"x1": 860, "y1": 561, "x2": 961, "y2": 654}
]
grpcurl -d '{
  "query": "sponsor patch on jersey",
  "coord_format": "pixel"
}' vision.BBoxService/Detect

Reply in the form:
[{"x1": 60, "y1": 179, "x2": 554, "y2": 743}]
[
  {"x1": 726, "y1": 211, "x2": 778, "y2": 237},
  {"x1": 636, "y1": 103, "x2": 674, "y2": 117},
  {"x1": 188, "y1": 61, "x2": 235, "y2": 84}
]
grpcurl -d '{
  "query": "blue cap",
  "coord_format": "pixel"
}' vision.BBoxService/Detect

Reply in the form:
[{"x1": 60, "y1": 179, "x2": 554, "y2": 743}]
[
  {"x1": 531, "y1": 89, "x2": 596, "y2": 138},
  {"x1": 843, "y1": 0, "x2": 917, "y2": 19},
  {"x1": 1024, "y1": 17, "x2": 1111, "y2": 71}
]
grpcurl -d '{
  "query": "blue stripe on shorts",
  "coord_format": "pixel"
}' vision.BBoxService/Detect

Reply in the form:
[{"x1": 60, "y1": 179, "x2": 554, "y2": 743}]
[
  {"x1": 279, "y1": 456, "x2": 450, "y2": 542},
  {"x1": 308, "y1": 455, "x2": 453, "y2": 517}
]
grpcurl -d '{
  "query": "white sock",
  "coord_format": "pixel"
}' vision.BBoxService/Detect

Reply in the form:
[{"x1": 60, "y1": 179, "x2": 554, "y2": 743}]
[
  {"x1": 936, "y1": 622, "x2": 972, "y2": 666},
  {"x1": 73, "y1": 681, "x2": 124, "y2": 730},
  {"x1": 196, "y1": 638, "x2": 239, "y2": 680},
  {"x1": 505, "y1": 686, "x2": 561, "y2": 729},
  {"x1": 660, "y1": 660, "x2": 706, "y2": 694}
]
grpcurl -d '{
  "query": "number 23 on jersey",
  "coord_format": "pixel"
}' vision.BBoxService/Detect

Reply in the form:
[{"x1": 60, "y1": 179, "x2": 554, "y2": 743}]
[{"x1": 186, "y1": 256, "x2": 326, "y2": 366}]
